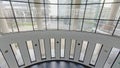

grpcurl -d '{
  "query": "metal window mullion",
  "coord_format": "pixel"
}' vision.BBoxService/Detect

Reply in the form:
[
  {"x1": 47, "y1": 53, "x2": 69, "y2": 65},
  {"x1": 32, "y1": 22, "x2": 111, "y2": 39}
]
[
  {"x1": 7, "y1": 0, "x2": 120, "y2": 5},
  {"x1": 9, "y1": 0, "x2": 20, "y2": 32},
  {"x1": 43, "y1": 1, "x2": 47, "y2": 30},
  {"x1": 57, "y1": 0, "x2": 59, "y2": 30},
  {"x1": 4, "y1": 17, "x2": 117, "y2": 21},
  {"x1": 112, "y1": 17, "x2": 120, "y2": 35},
  {"x1": 1, "y1": 17, "x2": 119, "y2": 21},
  {"x1": 69, "y1": 0, "x2": 73, "y2": 30},
  {"x1": 95, "y1": 0, "x2": 105, "y2": 33},
  {"x1": 81, "y1": 0, "x2": 88, "y2": 31},
  {"x1": 28, "y1": 0, "x2": 35, "y2": 31},
  {"x1": 1, "y1": 16, "x2": 117, "y2": 20}
]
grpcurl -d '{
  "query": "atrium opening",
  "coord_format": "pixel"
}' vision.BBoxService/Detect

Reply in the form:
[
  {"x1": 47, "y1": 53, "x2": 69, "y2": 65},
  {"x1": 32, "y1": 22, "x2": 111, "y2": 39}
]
[{"x1": 0, "y1": 0, "x2": 120, "y2": 68}]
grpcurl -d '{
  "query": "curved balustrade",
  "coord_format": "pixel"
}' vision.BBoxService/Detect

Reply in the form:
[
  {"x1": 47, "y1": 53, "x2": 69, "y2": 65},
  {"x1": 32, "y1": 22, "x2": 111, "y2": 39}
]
[{"x1": 0, "y1": 30, "x2": 120, "y2": 68}]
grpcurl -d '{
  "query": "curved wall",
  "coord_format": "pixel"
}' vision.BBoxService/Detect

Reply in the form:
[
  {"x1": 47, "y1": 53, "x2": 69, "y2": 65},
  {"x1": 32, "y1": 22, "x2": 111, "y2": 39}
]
[{"x1": 0, "y1": 30, "x2": 120, "y2": 68}]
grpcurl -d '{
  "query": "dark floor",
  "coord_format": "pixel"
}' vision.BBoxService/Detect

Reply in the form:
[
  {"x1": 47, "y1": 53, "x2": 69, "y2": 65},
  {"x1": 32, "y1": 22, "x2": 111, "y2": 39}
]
[{"x1": 26, "y1": 61, "x2": 90, "y2": 68}]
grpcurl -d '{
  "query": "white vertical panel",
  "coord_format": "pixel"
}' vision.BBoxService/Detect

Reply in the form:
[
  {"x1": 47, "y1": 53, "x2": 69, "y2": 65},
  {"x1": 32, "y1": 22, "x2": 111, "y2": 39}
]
[
  {"x1": 61, "y1": 38, "x2": 65, "y2": 57},
  {"x1": 90, "y1": 43, "x2": 102, "y2": 65},
  {"x1": 26, "y1": 40, "x2": 36, "y2": 62},
  {"x1": 104, "y1": 47, "x2": 120, "y2": 68},
  {"x1": 18, "y1": 40, "x2": 31, "y2": 66},
  {"x1": 50, "y1": 38, "x2": 55, "y2": 58},
  {"x1": 84, "y1": 42, "x2": 96, "y2": 65},
  {"x1": 0, "y1": 50, "x2": 9, "y2": 68},
  {"x1": 70, "y1": 39, "x2": 76, "y2": 59},
  {"x1": 112, "y1": 54, "x2": 120, "y2": 68},
  {"x1": 79, "y1": 41, "x2": 88, "y2": 61},
  {"x1": 10, "y1": 43, "x2": 24, "y2": 66},
  {"x1": 95, "y1": 46, "x2": 112, "y2": 68},
  {"x1": 39, "y1": 39, "x2": 46, "y2": 59}
]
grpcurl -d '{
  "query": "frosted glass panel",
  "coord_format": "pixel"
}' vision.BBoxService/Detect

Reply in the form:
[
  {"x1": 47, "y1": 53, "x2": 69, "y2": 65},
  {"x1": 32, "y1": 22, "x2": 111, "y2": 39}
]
[
  {"x1": 45, "y1": 5, "x2": 57, "y2": 18},
  {"x1": 59, "y1": 0, "x2": 71, "y2": 4},
  {"x1": 47, "y1": 19, "x2": 57, "y2": 29},
  {"x1": 87, "y1": 0, "x2": 104, "y2": 3},
  {"x1": 33, "y1": 19, "x2": 46, "y2": 30},
  {"x1": 71, "y1": 5, "x2": 85, "y2": 18},
  {"x1": 26, "y1": 40, "x2": 36, "y2": 62},
  {"x1": 45, "y1": 0, "x2": 57, "y2": 3},
  {"x1": 0, "y1": 1, "x2": 13, "y2": 17},
  {"x1": 85, "y1": 4, "x2": 102, "y2": 19},
  {"x1": 29, "y1": 0, "x2": 43, "y2": 3},
  {"x1": 90, "y1": 43, "x2": 102, "y2": 65},
  {"x1": 0, "y1": 19, "x2": 18, "y2": 33},
  {"x1": 114, "y1": 21, "x2": 120, "y2": 36},
  {"x1": 17, "y1": 19, "x2": 33, "y2": 31},
  {"x1": 59, "y1": 19, "x2": 70, "y2": 30},
  {"x1": 0, "y1": 51, "x2": 9, "y2": 68},
  {"x1": 51, "y1": 38, "x2": 55, "y2": 57},
  {"x1": 100, "y1": 3, "x2": 120, "y2": 20},
  {"x1": 12, "y1": 2, "x2": 30, "y2": 17},
  {"x1": 72, "y1": 0, "x2": 86, "y2": 4},
  {"x1": 61, "y1": 38, "x2": 65, "y2": 57},
  {"x1": 70, "y1": 39, "x2": 76, "y2": 59},
  {"x1": 70, "y1": 19, "x2": 82, "y2": 30},
  {"x1": 83, "y1": 20, "x2": 97, "y2": 32},
  {"x1": 79, "y1": 41, "x2": 88, "y2": 61},
  {"x1": 39, "y1": 39, "x2": 46, "y2": 59},
  {"x1": 11, "y1": 0, "x2": 28, "y2": 2},
  {"x1": 97, "y1": 20, "x2": 117, "y2": 35},
  {"x1": 105, "y1": 0, "x2": 120, "y2": 3},
  {"x1": 30, "y1": 4, "x2": 45, "y2": 17},
  {"x1": 10, "y1": 43, "x2": 24, "y2": 66},
  {"x1": 59, "y1": 5, "x2": 71, "y2": 18}
]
